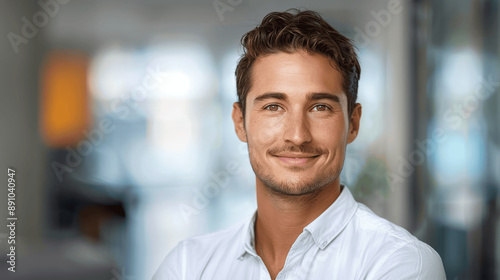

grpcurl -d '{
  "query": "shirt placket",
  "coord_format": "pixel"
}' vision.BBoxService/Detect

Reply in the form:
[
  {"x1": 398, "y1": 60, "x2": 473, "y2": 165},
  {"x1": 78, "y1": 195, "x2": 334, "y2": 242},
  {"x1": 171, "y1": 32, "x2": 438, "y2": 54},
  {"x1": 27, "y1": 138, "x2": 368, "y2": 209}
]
[
  {"x1": 259, "y1": 260, "x2": 272, "y2": 280},
  {"x1": 275, "y1": 232, "x2": 311, "y2": 280}
]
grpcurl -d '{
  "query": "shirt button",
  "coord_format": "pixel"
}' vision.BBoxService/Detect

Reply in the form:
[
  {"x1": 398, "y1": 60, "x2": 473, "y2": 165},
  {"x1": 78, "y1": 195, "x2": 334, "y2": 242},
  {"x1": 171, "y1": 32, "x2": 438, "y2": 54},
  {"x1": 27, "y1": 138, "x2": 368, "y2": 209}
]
[{"x1": 321, "y1": 241, "x2": 327, "y2": 247}]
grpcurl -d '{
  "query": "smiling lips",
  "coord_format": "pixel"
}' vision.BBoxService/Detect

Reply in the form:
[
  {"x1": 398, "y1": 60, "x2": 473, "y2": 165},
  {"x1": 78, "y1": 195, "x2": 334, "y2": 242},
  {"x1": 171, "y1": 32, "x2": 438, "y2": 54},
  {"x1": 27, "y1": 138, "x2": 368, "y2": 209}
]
[{"x1": 273, "y1": 153, "x2": 320, "y2": 166}]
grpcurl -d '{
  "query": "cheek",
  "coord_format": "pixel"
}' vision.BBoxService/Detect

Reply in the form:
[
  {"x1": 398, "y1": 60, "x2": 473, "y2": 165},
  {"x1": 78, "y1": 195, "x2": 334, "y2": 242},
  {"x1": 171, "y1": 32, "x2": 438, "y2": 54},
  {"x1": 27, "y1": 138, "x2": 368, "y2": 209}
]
[
  {"x1": 313, "y1": 121, "x2": 348, "y2": 149},
  {"x1": 247, "y1": 117, "x2": 283, "y2": 146}
]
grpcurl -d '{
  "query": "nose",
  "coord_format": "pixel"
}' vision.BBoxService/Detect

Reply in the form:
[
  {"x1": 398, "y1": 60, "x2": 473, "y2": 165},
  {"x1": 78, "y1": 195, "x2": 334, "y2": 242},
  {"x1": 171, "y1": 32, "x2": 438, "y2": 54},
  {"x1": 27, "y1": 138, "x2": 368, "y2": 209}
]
[{"x1": 282, "y1": 110, "x2": 312, "y2": 146}]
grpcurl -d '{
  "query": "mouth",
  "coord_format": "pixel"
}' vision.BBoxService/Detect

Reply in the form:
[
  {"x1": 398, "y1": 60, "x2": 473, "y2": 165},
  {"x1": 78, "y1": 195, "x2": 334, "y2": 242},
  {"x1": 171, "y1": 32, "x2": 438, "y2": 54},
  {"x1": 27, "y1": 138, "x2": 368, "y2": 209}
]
[{"x1": 272, "y1": 153, "x2": 320, "y2": 166}]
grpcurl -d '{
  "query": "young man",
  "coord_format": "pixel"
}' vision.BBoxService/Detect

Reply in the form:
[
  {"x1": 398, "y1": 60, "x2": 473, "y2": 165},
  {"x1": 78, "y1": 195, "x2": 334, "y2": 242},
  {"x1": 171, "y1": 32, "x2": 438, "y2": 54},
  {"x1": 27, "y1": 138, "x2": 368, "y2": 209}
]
[{"x1": 154, "y1": 9, "x2": 445, "y2": 280}]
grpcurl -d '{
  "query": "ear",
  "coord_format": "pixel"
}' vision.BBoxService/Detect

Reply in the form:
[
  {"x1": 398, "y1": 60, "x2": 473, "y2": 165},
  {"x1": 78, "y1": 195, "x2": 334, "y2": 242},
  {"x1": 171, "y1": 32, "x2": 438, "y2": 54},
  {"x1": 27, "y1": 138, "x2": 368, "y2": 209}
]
[
  {"x1": 347, "y1": 103, "x2": 362, "y2": 144},
  {"x1": 232, "y1": 102, "x2": 247, "y2": 142}
]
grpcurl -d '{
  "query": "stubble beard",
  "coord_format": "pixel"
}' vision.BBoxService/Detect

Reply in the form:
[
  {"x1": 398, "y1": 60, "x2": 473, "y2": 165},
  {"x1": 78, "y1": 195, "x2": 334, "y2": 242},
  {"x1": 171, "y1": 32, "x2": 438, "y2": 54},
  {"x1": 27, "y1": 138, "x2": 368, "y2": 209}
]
[{"x1": 248, "y1": 146, "x2": 345, "y2": 198}]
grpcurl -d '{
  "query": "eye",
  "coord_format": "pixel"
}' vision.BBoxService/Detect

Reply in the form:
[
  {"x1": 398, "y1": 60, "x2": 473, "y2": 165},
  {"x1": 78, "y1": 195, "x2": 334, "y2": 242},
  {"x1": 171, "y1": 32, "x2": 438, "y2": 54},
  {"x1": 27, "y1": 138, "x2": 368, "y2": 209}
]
[
  {"x1": 312, "y1": 104, "x2": 330, "y2": 112},
  {"x1": 263, "y1": 104, "x2": 282, "y2": 111}
]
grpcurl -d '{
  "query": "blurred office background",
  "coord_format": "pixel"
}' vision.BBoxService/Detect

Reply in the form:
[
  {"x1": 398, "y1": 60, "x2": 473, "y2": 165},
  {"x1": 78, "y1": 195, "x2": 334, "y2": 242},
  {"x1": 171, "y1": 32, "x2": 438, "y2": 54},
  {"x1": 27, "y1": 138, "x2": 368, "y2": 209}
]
[{"x1": 0, "y1": 0, "x2": 498, "y2": 279}]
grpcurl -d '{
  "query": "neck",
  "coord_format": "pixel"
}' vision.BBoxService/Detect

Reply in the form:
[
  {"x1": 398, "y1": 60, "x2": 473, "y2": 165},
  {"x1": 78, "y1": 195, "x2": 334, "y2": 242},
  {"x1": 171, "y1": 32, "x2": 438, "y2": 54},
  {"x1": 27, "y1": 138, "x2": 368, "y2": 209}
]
[{"x1": 254, "y1": 178, "x2": 342, "y2": 262}]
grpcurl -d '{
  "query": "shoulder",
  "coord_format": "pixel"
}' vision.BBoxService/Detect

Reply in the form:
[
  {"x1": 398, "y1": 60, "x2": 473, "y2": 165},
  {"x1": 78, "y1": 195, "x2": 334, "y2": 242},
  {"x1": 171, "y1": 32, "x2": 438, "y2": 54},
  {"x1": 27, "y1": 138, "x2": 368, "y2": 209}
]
[
  {"x1": 351, "y1": 204, "x2": 445, "y2": 279},
  {"x1": 153, "y1": 221, "x2": 247, "y2": 280},
  {"x1": 353, "y1": 203, "x2": 417, "y2": 244},
  {"x1": 370, "y1": 239, "x2": 446, "y2": 279}
]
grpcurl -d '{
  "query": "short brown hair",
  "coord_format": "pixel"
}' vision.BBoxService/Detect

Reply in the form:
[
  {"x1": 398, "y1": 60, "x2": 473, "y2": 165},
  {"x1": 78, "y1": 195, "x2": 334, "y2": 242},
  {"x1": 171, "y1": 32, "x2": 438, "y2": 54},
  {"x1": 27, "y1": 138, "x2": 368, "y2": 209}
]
[{"x1": 235, "y1": 9, "x2": 361, "y2": 119}]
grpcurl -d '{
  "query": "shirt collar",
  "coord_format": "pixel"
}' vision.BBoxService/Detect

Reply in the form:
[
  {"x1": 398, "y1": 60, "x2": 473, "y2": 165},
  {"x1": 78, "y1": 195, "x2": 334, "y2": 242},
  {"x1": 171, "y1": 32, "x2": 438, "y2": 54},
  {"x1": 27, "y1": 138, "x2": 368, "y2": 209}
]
[
  {"x1": 236, "y1": 185, "x2": 358, "y2": 259},
  {"x1": 237, "y1": 211, "x2": 258, "y2": 260},
  {"x1": 304, "y1": 185, "x2": 358, "y2": 249}
]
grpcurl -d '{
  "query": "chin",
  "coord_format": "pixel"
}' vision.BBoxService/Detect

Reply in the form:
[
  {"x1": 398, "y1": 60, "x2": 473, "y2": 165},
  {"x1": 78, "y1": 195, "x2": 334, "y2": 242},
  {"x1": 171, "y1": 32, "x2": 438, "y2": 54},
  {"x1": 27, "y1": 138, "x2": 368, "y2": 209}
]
[{"x1": 259, "y1": 176, "x2": 328, "y2": 196}]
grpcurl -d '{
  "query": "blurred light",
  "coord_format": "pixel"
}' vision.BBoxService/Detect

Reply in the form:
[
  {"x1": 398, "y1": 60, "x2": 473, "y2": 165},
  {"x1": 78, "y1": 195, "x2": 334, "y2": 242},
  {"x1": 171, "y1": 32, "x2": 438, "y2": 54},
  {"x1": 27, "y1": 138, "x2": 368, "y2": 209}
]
[
  {"x1": 354, "y1": 49, "x2": 384, "y2": 149},
  {"x1": 124, "y1": 135, "x2": 209, "y2": 188},
  {"x1": 87, "y1": 38, "x2": 218, "y2": 188},
  {"x1": 440, "y1": 48, "x2": 482, "y2": 98},
  {"x1": 341, "y1": 149, "x2": 366, "y2": 186},
  {"x1": 89, "y1": 45, "x2": 143, "y2": 101},
  {"x1": 433, "y1": 186, "x2": 484, "y2": 230},
  {"x1": 148, "y1": 99, "x2": 196, "y2": 151},
  {"x1": 434, "y1": 130, "x2": 486, "y2": 186},
  {"x1": 125, "y1": 141, "x2": 173, "y2": 187},
  {"x1": 465, "y1": 127, "x2": 486, "y2": 180},
  {"x1": 435, "y1": 132, "x2": 467, "y2": 185},
  {"x1": 221, "y1": 52, "x2": 240, "y2": 100},
  {"x1": 40, "y1": 51, "x2": 91, "y2": 147},
  {"x1": 145, "y1": 38, "x2": 217, "y2": 99},
  {"x1": 156, "y1": 71, "x2": 191, "y2": 97},
  {"x1": 87, "y1": 147, "x2": 125, "y2": 188}
]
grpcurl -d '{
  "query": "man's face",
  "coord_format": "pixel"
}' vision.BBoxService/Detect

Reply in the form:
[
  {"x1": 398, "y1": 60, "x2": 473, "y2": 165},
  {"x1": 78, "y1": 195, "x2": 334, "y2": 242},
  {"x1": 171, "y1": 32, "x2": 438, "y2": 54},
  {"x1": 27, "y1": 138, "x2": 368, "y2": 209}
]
[{"x1": 232, "y1": 50, "x2": 361, "y2": 196}]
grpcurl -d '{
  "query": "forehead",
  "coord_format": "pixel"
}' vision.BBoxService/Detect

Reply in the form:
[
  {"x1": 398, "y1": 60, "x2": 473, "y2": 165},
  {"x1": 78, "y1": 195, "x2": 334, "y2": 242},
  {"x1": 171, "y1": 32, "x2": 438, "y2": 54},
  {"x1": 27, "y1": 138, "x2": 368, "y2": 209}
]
[{"x1": 248, "y1": 51, "x2": 345, "y2": 101}]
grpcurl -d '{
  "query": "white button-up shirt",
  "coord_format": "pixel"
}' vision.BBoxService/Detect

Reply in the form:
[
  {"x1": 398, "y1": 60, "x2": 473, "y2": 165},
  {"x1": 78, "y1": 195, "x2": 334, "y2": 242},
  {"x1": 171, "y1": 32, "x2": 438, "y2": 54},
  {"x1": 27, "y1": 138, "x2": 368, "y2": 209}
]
[{"x1": 153, "y1": 186, "x2": 446, "y2": 279}]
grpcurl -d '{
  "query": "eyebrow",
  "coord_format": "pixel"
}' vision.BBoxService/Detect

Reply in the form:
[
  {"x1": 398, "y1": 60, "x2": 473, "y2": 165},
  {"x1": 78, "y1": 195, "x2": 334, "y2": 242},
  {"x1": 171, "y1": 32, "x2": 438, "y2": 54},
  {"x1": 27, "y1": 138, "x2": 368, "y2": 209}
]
[
  {"x1": 306, "y1": 92, "x2": 340, "y2": 104},
  {"x1": 253, "y1": 92, "x2": 340, "y2": 104},
  {"x1": 253, "y1": 92, "x2": 288, "y2": 103}
]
